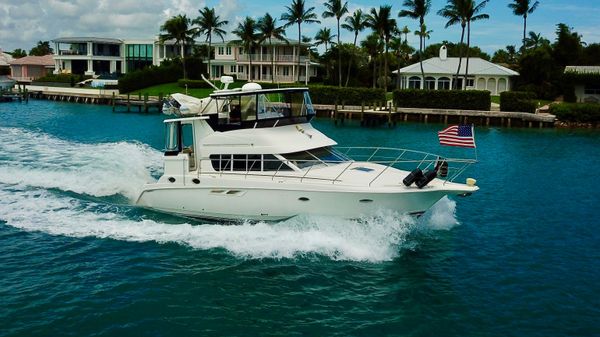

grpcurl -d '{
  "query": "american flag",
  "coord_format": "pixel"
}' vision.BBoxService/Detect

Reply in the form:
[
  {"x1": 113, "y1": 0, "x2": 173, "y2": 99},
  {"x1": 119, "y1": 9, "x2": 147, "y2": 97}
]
[{"x1": 438, "y1": 124, "x2": 476, "y2": 148}]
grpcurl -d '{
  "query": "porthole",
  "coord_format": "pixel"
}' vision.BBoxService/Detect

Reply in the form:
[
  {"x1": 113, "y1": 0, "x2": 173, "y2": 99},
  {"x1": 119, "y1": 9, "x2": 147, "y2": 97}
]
[
  {"x1": 192, "y1": 178, "x2": 200, "y2": 184},
  {"x1": 168, "y1": 177, "x2": 176, "y2": 183},
  {"x1": 359, "y1": 199, "x2": 373, "y2": 203},
  {"x1": 298, "y1": 197, "x2": 310, "y2": 202}
]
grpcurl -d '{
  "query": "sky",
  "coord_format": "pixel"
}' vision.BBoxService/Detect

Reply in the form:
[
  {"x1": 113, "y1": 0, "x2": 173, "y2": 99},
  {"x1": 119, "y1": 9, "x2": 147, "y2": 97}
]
[{"x1": 1, "y1": 0, "x2": 599, "y2": 55}]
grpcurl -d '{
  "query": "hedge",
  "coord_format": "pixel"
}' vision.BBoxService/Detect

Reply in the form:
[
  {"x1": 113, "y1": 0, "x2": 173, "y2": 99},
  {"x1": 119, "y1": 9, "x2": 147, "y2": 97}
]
[
  {"x1": 500, "y1": 91, "x2": 537, "y2": 113},
  {"x1": 118, "y1": 63, "x2": 182, "y2": 93},
  {"x1": 392, "y1": 89, "x2": 491, "y2": 111},
  {"x1": 549, "y1": 103, "x2": 600, "y2": 123},
  {"x1": 33, "y1": 74, "x2": 92, "y2": 85},
  {"x1": 254, "y1": 83, "x2": 386, "y2": 105}
]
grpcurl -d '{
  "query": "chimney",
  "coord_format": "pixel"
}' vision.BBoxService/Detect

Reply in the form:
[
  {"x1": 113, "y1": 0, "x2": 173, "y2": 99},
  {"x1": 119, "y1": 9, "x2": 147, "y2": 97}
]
[{"x1": 440, "y1": 45, "x2": 448, "y2": 61}]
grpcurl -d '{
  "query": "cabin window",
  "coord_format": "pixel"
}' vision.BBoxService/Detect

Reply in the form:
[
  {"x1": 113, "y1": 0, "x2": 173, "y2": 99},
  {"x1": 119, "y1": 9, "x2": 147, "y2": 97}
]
[
  {"x1": 210, "y1": 154, "x2": 292, "y2": 172},
  {"x1": 164, "y1": 122, "x2": 180, "y2": 154},
  {"x1": 240, "y1": 96, "x2": 257, "y2": 121},
  {"x1": 282, "y1": 147, "x2": 347, "y2": 169}
]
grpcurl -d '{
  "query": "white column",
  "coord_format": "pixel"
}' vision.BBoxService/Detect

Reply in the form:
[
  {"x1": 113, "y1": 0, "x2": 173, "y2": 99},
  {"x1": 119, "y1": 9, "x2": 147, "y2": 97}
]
[
  {"x1": 495, "y1": 77, "x2": 499, "y2": 95},
  {"x1": 87, "y1": 42, "x2": 92, "y2": 56}
]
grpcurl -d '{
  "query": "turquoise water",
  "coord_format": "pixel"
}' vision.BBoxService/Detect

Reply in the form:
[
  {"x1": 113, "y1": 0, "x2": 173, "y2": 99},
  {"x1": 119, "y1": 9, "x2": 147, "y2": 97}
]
[{"x1": 1, "y1": 100, "x2": 599, "y2": 336}]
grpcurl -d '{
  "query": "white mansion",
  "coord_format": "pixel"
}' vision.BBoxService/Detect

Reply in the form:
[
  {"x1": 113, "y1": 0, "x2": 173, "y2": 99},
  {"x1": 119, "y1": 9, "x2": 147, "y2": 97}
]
[
  {"x1": 208, "y1": 38, "x2": 318, "y2": 83},
  {"x1": 395, "y1": 45, "x2": 519, "y2": 95}
]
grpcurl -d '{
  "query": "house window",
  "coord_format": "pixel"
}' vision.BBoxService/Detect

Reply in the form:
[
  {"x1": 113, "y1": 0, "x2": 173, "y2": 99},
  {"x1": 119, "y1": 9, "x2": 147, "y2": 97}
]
[
  {"x1": 584, "y1": 85, "x2": 600, "y2": 95},
  {"x1": 425, "y1": 77, "x2": 436, "y2": 90},
  {"x1": 226, "y1": 46, "x2": 232, "y2": 55},
  {"x1": 238, "y1": 65, "x2": 244, "y2": 73},
  {"x1": 466, "y1": 78, "x2": 475, "y2": 87},
  {"x1": 438, "y1": 77, "x2": 451, "y2": 90},
  {"x1": 408, "y1": 76, "x2": 421, "y2": 89},
  {"x1": 283, "y1": 66, "x2": 290, "y2": 76},
  {"x1": 230, "y1": 65, "x2": 236, "y2": 73},
  {"x1": 218, "y1": 47, "x2": 224, "y2": 55}
]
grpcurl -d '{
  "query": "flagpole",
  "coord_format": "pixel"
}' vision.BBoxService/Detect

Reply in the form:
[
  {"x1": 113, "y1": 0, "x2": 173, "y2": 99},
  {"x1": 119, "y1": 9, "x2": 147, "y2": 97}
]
[{"x1": 472, "y1": 124, "x2": 478, "y2": 162}]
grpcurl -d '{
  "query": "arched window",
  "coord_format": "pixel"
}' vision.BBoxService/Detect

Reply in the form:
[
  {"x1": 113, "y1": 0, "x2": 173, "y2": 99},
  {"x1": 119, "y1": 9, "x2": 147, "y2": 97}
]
[
  {"x1": 438, "y1": 77, "x2": 451, "y2": 90},
  {"x1": 408, "y1": 76, "x2": 421, "y2": 89},
  {"x1": 425, "y1": 77, "x2": 436, "y2": 90}
]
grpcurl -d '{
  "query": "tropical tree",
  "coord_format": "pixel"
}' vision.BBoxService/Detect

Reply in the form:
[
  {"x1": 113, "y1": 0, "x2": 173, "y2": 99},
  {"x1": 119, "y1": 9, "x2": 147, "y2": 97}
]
[
  {"x1": 524, "y1": 31, "x2": 550, "y2": 50},
  {"x1": 438, "y1": 0, "x2": 469, "y2": 89},
  {"x1": 160, "y1": 15, "x2": 197, "y2": 79},
  {"x1": 259, "y1": 13, "x2": 287, "y2": 83},
  {"x1": 463, "y1": 0, "x2": 489, "y2": 85},
  {"x1": 29, "y1": 41, "x2": 53, "y2": 56},
  {"x1": 281, "y1": 0, "x2": 321, "y2": 82},
  {"x1": 361, "y1": 33, "x2": 383, "y2": 88},
  {"x1": 400, "y1": 25, "x2": 411, "y2": 43},
  {"x1": 508, "y1": 0, "x2": 540, "y2": 48},
  {"x1": 193, "y1": 7, "x2": 229, "y2": 79},
  {"x1": 399, "y1": 0, "x2": 431, "y2": 89},
  {"x1": 314, "y1": 28, "x2": 336, "y2": 52},
  {"x1": 342, "y1": 9, "x2": 368, "y2": 86},
  {"x1": 232, "y1": 17, "x2": 259, "y2": 82},
  {"x1": 414, "y1": 24, "x2": 433, "y2": 50},
  {"x1": 10, "y1": 49, "x2": 27, "y2": 58},
  {"x1": 366, "y1": 5, "x2": 396, "y2": 89},
  {"x1": 322, "y1": 0, "x2": 349, "y2": 87}
]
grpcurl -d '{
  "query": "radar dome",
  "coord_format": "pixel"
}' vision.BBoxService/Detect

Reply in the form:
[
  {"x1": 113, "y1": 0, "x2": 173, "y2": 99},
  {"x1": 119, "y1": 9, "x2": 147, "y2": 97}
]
[{"x1": 241, "y1": 82, "x2": 262, "y2": 91}]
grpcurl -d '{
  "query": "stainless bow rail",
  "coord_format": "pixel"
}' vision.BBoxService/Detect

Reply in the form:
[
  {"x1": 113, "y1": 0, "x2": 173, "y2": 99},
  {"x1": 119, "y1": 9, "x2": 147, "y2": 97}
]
[{"x1": 196, "y1": 147, "x2": 476, "y2": 186}]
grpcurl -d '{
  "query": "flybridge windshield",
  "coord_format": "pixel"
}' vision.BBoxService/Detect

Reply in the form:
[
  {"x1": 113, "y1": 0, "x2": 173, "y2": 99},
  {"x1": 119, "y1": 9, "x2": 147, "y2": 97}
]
[{"x1": 208, "y1": 89, "x2": 315, "y2": 131}]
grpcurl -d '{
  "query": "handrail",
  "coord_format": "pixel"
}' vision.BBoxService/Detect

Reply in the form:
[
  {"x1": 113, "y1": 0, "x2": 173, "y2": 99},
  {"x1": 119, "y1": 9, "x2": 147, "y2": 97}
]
[{"x1": 198, "y1": 146, "x2": 476, "y2": 185}]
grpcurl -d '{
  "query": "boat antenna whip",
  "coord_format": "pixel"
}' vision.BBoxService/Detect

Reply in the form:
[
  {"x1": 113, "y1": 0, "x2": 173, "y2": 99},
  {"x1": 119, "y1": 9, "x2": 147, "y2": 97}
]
[{"x1": 201, "y1": 74, "x2": 219, "y2": 90}]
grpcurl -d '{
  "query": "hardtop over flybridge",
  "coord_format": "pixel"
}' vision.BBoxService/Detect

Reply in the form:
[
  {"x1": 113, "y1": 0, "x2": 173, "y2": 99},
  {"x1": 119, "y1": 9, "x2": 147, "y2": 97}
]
[{"x1": 136, "y1": 76, "x2": 478, "y2": 221}]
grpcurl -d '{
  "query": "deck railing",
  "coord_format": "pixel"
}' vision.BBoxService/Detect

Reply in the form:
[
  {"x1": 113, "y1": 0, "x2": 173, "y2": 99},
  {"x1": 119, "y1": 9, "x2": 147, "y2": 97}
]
[{"x1": 194, "y1": 147, "x2": 476, "y2": 186}]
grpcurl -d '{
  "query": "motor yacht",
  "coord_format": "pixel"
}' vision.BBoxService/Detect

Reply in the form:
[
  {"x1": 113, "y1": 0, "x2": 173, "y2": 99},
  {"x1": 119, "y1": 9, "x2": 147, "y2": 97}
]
[{"x1": 136, "y1": 76, "x2": 478, "y2": 221}]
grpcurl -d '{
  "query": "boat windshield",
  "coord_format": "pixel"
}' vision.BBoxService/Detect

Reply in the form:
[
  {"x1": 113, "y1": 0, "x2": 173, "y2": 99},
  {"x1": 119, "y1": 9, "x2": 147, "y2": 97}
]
[
  {"x1": 282, "y1": 147, "x2": 349, "y2": 169},
  {"x1": 209, "y1": 89, "x2": 315, "y2": 131}
]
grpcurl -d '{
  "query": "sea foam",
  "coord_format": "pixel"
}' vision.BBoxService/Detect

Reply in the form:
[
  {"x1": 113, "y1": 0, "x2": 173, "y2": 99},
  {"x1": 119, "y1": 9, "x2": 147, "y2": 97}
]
[{"x1": 0, "y1": 127, "x2": 163, "y2": 200}]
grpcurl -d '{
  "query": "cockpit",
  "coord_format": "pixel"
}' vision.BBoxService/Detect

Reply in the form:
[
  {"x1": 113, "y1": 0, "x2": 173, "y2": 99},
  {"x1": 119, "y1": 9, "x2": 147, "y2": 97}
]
[{"x1": 205, "y1": 88, "x2": 316, "y2": 131}]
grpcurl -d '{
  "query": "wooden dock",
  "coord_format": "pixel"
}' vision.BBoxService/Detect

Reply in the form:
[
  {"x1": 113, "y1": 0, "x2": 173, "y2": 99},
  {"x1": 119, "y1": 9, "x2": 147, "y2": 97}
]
[
  {"x1": 112, "y1": 93, "x2": 163, "y2": 113},
  {"x1": 327, "y1": 102, "x2": 556, "y2": 128}
]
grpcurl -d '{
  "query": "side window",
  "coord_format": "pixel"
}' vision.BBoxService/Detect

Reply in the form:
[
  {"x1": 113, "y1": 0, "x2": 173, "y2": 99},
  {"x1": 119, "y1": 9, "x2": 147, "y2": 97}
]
[
  {"x1": 181, "y1": 123, "x2": 194, "y2": 150},
  {"x1": 164, "y1": 122, "x2": 179, "y2": 154}
]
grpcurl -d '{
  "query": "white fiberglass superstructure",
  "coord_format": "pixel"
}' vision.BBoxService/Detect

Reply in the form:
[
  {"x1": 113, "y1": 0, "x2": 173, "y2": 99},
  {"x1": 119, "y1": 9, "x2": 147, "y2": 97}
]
[{"x1": 136, "y1": 76, "x2": 478, "y2": 221}]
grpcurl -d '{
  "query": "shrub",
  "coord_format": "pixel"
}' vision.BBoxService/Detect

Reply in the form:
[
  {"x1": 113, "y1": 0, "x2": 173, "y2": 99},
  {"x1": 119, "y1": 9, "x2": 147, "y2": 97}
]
[
  {"x1": 249, "y1": 83, "x2": 386, "y2": 105},
  {"x1": 392, "y1": 89, "x2": 491, "y2": 111},
  {"x1": 549, "y1": 103, "x2": 600, "y2": 123},
  {"x1": 118, "y1": 62, "x2": 182, "y2": 93},
  {"x1": 500, "y1": 91, "x2": 537, "y2": 113}
]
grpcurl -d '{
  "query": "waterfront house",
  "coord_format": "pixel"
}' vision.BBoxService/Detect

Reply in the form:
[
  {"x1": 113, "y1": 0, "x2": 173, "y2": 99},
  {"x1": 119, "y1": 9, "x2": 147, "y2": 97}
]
[
  {"x1": 394, "y1": 45, "x2": 519, "y2": 95},
  {"x1": 208, "y1": 39, "x2": 318, "y2": 83},
  {"x1": 52, "y1": 37, "x2": 192, "y2": 76},
  {"x1": 0, "y1": 49, "x2": 14, "y2": 75},
  {"x1": 9, "y1": 55, "x2": 55, "y2": 82},
  {"x1": 564, "y1": 66, "x2": 600, "y2": 103}
]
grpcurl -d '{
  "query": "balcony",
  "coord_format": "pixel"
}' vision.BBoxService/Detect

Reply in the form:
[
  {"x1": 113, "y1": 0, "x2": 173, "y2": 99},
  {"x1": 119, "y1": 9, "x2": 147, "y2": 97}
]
[
  {"x1": 237, "y1": 54, "x2": 309, "y2": 63},
  {"x1": 236, "y1": 73, "x2": 308, "y2": 83}
]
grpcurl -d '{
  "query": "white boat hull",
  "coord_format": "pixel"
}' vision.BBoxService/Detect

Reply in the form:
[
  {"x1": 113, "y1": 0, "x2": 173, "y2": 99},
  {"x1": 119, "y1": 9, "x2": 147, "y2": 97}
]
[{"x1": 136, "y1": 176, "x2": 475, "y2": 221}]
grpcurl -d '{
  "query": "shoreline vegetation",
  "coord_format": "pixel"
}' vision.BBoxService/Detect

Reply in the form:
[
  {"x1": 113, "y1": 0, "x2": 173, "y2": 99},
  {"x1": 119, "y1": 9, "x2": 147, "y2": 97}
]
[{"x1": 7, "y1": 0, "x2": 599, "y2": 126}]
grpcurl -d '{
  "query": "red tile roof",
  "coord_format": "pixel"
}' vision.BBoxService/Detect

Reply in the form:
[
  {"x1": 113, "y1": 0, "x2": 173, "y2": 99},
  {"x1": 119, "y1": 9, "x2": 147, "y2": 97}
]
[{"x1": 10, "y1": 55, "x2": 54, "y2": 66}]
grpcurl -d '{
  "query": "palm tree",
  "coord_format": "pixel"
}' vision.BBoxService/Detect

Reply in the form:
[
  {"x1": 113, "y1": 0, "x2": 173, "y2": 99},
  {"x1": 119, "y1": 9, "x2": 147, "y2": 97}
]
[
  {"x1": 414, "y1": 24, "x2": 432, "y2": 50},
  {"x1": 464, "y1": 0, "x2": 489, "y2": 86},
  {"x1": 438, "y1": 0, "x2": 469, "y2": 89},
  {"x1": 281, "y1": 0, "x2": 321, "y2": 82},
  {"x1": 322, "y1": 0, "x2": 349, "y2": 87},
  {"x1": 523, "y1": 31, "x2": 550, "y2": 50},
  {"x1": 399, "y1": 0, "x2": 431, "y2": 89},
  {"x1": 314, "y1": 28, "x2": 336, "y2": 52},
  {"x1": 160, "y1": 14, "x2": 197, "y2": 79},
  {"x1": 400, "y1": 25, "x2": 411, "y2": 43},
  {"x1": 366, "y1": 5, "x2": 396, "y2": 90},
  {"x1": 232, "y1": 17, "x2": 259, "y2": 82},
  {"x1": 342, "y1": 9, "x2": 368, "y2": 86},
  {"x1": 508, "y1": 0, "x2": 540, "y2": 48},
  {"x1": 259, "y1": 13, "x2": 287, "y2": 83},
  {"x1": 361, "y1": 33, "x2": 383, "y2": 88},
  {"x1": 193, "y1": 7, "x2": 229, "y2": 79}
]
